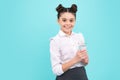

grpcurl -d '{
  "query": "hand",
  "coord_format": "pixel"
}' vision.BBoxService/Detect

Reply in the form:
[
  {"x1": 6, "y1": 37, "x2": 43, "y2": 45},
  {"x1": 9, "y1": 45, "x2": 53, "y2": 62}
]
[
  {"x1": 80, "y1": 50, "x2": 89, "y2": 65},
  {"x1": 74, "y1": 49, "x2": 88, "y2": 63}
]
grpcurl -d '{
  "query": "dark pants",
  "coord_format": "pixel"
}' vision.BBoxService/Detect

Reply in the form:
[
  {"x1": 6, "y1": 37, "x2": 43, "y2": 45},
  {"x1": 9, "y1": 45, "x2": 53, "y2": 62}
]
[{"x1": 56, "y1": 67, "x2": 88, "y2": 80}]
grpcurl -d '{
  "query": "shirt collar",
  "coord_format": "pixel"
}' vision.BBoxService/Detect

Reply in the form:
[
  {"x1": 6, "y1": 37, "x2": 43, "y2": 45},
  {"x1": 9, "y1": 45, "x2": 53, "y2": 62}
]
[{"x1": 58, "y1": 30, "x2": 75, "y2": 37}]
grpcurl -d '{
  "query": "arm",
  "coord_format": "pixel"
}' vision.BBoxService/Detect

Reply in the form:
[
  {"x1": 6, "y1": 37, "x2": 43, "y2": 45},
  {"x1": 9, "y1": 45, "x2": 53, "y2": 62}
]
[
  {"x1": 50, "y1": 39, "x2": 84, "y2": 75},
  {"x1": 62, "y1": 50, "x2": 87, "y2": 72},
  {"x1": 50, "y1": 39, "x2": 64, "y2": 75},
  {"x1": 61, "y1": 56, "x2": 77, "y2": 72}
]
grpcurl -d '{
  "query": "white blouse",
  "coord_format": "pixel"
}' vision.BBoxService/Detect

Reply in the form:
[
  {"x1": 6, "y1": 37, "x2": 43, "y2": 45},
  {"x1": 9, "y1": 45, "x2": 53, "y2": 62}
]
[{"x1": 50, "y1": 30, "x2": 86, "y2": 76}]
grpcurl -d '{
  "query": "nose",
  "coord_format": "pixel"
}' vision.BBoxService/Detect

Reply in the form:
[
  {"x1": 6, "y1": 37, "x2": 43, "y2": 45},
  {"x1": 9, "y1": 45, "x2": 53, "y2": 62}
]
[{"x1": 66, "y1": 21, "x2": 70, "y2": 25}]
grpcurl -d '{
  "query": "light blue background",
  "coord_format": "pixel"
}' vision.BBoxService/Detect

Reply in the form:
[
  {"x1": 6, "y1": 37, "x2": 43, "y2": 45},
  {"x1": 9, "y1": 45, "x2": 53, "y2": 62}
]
[{"x1": 0, "y1": 0, "x2": 120, "y2": 80}]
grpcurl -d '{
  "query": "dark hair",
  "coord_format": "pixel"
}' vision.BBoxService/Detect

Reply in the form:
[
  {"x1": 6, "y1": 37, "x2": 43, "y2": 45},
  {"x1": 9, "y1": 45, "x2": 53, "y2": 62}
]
[{"x1": 56, "y1": 4, "x2": 77, "y2": 19}]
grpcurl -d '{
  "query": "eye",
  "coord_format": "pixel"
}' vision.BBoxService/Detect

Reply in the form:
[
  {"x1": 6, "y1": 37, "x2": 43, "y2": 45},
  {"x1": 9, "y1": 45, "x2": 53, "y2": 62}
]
[
  {"x1": 62, "y1": 19, "x2": 66, "y2": 22},
  {"x1": 70, "y1": 19, "x2": 74, "y2": 22}
]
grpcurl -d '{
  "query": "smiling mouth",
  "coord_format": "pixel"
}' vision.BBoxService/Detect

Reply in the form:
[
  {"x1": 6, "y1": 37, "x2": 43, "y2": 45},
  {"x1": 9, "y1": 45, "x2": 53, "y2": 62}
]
[{"x1": 64, "y1": 25, "x2": 72, "y2": 29}]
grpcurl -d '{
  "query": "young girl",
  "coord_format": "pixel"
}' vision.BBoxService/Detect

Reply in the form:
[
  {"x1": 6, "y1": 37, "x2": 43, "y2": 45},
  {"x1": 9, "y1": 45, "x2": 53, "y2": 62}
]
[{"x1": 50, "y1": 4, "x2": 89, "y2": 80}]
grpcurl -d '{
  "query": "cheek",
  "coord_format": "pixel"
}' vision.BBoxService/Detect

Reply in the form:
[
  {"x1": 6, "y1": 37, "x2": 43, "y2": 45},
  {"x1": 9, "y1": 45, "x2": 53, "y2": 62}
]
[
  {"x1": 59, "y1": 21, "x2": 65, "y2": 25},
  {"x1": 72, "y1": 22, "x2": 75, "y2": 26},
  {"x1": 70, "y1": 23, "x2": 74, "y2": 26},
  {"x1": 62, "y1": 23, "x2": 66, "y2": 27}
]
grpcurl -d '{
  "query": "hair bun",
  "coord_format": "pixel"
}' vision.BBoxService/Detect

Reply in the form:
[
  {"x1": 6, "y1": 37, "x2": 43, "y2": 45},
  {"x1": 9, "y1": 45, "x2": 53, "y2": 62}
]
[
  {"x1": 56, "y1": 4, "x2": 64, "y2": 12},
  {"x1": 70, "y1": 4, "x2": 77, "y2": 13}
]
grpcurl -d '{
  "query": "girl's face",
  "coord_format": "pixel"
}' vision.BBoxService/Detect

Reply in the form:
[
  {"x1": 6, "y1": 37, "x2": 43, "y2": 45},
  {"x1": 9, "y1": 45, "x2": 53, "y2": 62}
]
[{"x1": 58, "y1": 12, "x2": 76, "y2": 35}]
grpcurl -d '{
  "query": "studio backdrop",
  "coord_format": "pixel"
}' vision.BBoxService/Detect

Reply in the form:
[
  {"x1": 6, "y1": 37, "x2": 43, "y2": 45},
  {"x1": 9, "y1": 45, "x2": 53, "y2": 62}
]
[{"x1": 0, "y1": 0, "x2": 120, "y2": 80}]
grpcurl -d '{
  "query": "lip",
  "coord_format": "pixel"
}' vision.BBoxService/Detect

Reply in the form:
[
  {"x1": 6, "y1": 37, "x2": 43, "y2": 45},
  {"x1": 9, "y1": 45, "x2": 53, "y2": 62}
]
[{"x1": 64, "y1": 25, "x2": 72, "y2": 29}]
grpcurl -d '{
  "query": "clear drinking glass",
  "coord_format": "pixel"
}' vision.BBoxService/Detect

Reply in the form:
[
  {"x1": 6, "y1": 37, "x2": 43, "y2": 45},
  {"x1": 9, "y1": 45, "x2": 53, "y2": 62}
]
[{"x1": 78, "y1": 43, "x2": 87, "y2": 51}]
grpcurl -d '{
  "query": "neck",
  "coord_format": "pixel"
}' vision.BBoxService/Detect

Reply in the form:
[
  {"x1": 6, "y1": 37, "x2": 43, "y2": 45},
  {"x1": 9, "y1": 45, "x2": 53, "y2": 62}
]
[
  {"x1": 62, "y1": 30, "x2": 72, "y2": 36},
  {"x1": 66, "y1": 32, "x2": 71, "y2": 36}
]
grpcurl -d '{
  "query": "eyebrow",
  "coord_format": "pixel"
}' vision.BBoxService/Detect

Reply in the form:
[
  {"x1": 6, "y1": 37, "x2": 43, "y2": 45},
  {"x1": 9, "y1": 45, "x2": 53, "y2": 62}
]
[{"x1": 61, "y1": 18, "x2": 75, "y2": 20}]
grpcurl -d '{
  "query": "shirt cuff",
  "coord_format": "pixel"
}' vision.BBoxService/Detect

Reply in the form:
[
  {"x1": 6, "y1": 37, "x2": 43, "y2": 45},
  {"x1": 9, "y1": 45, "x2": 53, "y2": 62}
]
[{"x1": 53, "y1": 64, "x2": 64, "y2": 76}]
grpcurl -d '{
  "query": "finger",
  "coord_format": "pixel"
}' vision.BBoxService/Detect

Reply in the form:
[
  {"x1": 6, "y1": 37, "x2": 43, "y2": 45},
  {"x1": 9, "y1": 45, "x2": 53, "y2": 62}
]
[{"x1": 80, "y1": 49, "x2": 86, "y2": 52}]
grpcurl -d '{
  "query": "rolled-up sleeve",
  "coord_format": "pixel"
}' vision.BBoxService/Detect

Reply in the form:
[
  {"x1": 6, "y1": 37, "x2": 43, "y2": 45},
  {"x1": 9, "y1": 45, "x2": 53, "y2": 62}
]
[{"x1": 50, "y1": 39, "x2": 64, "y2": 76}]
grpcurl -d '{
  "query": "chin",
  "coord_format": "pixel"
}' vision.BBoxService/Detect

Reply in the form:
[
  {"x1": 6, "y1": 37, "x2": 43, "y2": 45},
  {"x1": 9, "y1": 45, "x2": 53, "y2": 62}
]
[{"x1": 65, "y1": 30, "x2": 72, "y2": 34}]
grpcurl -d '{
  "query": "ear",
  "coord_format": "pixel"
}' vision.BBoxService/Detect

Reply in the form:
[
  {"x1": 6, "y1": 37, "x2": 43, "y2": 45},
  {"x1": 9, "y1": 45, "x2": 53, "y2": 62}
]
[{"x1": 57, "y1": 19, "x2": 60, "y2": 24}]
